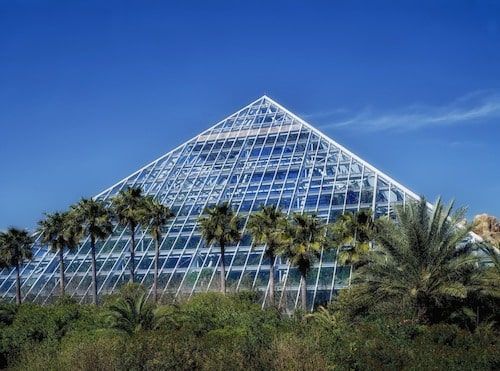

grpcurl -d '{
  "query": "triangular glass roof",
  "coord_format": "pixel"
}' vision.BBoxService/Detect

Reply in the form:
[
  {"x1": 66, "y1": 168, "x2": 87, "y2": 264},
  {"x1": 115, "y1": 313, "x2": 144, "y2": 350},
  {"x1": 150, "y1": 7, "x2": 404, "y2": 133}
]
[{"x1": 1, "y1": 96, "x2": 422, "y2": 310}]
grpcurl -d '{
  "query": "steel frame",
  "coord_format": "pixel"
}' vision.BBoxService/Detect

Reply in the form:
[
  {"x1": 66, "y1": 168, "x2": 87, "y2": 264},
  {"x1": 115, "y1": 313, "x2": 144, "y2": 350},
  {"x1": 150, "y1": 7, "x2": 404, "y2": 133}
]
[{"x1": 1, "y1": 96, "x2": 421, "y2": 310}]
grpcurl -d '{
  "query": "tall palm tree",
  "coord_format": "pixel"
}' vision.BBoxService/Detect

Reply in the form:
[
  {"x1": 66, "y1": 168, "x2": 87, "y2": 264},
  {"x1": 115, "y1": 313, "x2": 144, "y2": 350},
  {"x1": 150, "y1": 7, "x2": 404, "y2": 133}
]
[
  {"x1": 355, "y1": 197, "x2": 479, "y2": 324},
  {"x1": 140, "y1": 196, "x2": 174, "y2": 303},
  {"x1": 111, "y1": 187, "x2": 147, "y2": 283},
  {"x1": 332, "y1": 209, "x2": 374, "y2": 285},
  {"x1": 38, "y1": 212, "x2": 80, "y2": 297},
  {"x1": 282, "y1": 213, "x2": 325, "y2": 311},
  {"x1": 198, "y1": 202, "x2": 241, "y2": 294},
  {"x1": 0, "y1": 228, "x2": 34, "y2": 304},
  {"x1": 71, "y1": 198, "x2": 113, "y2": 305},
  {"x1": 247, "y1": 205, "x2": 289, "y2": 307}
]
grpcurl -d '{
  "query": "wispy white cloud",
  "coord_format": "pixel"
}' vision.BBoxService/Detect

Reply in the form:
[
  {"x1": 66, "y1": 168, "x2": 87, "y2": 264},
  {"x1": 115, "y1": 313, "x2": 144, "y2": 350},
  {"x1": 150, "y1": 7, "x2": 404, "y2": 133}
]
[
  {"x1": 447, "y1": 140, "x2": 484, "y2": 148},
  {"x1": 312, "y1": 91, "x2": 500, "y2": 132},
  {"x1": 301, "y1": 107, "x2": 349, "y2": 119}
]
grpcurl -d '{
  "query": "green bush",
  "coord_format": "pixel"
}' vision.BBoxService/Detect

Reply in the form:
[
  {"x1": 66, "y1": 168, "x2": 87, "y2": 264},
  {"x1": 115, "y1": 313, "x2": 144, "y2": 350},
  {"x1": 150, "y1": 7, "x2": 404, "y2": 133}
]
[
  {"x1": 166, "y1": 292, "x2": 282, "y2": 369},
  {"x1": 0, "y1": 289, "x2": 497, "y2": 370},
  {"x1": 0, "y1": 301, "x2": 17, "y2": 327},
  {"x1": 58, "y1": 329, "x2": 126, "y2": 370},
  {"x1": 1, "y1": 301, "x2": 76, "y2": 366}
]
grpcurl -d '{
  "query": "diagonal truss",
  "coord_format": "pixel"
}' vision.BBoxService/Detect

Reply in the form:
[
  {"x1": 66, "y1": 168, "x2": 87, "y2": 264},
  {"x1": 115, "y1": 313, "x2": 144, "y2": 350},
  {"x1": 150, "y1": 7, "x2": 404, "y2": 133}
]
[{"x1": 1, "y1": 95, "x2": 424, "y2": 310}]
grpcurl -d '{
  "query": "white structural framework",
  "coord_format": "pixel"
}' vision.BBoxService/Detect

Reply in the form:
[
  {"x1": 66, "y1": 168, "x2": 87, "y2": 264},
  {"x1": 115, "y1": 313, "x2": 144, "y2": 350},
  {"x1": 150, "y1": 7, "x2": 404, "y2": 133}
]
[{"x1": 0, "y1": 96, "x2": 422, "y2": 310}]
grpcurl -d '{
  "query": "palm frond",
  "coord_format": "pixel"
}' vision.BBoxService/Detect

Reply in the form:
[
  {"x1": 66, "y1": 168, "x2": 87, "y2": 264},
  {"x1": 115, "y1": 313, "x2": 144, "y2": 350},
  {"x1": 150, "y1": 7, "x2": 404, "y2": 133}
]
[{"x1": 353, "y1": 197, "x2": 482, "y2": 324}]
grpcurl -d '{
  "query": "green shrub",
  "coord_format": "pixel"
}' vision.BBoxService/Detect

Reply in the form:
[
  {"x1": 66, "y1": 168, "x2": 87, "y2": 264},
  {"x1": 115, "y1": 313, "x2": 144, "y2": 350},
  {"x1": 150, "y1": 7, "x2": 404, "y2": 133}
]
[
  {"x1": 0, "y1": 288, "x2": 498, "y2": 370},
  {"x1": 0, "y1": 301, "x2": 17, "y2": 327},
  {"x1": 58, "y1": 329, "x2": 126, "y2": 371},
  {"x1": 11, "y1": 340, "x2": 59, "y2": 371},
  {"x1": 123, "y1": 330, "x2": 200, "y2": 370},
  {"x1": 271, "y1": 333, "x2": 328, "y2": 370},
  {"x1": 0, "y1": 301, "x2": 77, "y2": 365}
]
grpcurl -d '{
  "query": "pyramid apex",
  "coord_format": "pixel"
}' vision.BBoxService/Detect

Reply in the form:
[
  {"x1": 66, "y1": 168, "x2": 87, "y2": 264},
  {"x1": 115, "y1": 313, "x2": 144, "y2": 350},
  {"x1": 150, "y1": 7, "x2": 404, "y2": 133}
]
[
  {"x1": 8, "y1": 93, "x2": 427, "y2": 309},
  {"x1": 260, "y1": 94, "x2": 278, "y2": 104}
]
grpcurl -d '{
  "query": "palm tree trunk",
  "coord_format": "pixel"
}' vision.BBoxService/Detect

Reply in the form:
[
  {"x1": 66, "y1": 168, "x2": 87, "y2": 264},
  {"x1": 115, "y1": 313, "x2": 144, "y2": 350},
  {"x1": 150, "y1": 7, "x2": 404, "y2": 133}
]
[
  {"x1": 90, "y1": 236, "x2": 98, "y2": 305},
  {"x1": 269, "y1": 255, "x2": 275, "y2": 307},
  {"x1": 220, "y1": 244, "x2": 226, "y2": 294},
  {"x1": 129, "y1": 225, "x2": 136, "y2": 283},
  {"x1": 15, "y1": 263, "x2": 21, "y2": 305},
  {"x1": 300, "y1": 272, "x2": 307, "y2": 311},
  {"x1": 59, "y1": 247, "x2": 65, "y2": 297},
  {"x1": 153, "y1": 237, "x2": 160, "y2": 303}
]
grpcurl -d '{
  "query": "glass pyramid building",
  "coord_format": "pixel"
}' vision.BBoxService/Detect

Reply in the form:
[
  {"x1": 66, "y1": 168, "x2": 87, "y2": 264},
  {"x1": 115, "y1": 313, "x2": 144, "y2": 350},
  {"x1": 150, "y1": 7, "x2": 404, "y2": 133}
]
[{"x1": 1, "y1": 96, "x2": 422, "y2": 310}]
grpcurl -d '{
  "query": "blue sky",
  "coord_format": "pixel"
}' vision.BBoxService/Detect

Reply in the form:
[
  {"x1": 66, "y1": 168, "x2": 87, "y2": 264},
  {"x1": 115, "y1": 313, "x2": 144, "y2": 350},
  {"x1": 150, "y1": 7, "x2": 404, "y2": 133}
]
[{"x1": 1, "y1": 0, "x2": 499, "y2": 230}]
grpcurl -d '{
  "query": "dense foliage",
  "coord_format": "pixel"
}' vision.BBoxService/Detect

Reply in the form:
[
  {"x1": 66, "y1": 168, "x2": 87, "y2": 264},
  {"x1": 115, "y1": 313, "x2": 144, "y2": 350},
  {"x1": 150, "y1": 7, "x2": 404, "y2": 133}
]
[
  {"x1": 0, "y1": 287, "x2": 498, "y2": 370},
  {"x1": 1, "y1": 197, "x2": 499, "y2": 369}
]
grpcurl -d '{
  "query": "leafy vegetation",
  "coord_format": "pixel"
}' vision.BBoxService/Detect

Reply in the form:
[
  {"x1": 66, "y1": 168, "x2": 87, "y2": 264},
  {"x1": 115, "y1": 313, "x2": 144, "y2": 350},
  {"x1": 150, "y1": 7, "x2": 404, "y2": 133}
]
[
  {"x1": 348, "y1": 198, "x2": 486, "y2": 325},
  {"x1": 0, "y1": 197, "x2": 499, "y2": 369},
  {"x1": 0, "y1": 285, "x2": 498, "y2": 370}
]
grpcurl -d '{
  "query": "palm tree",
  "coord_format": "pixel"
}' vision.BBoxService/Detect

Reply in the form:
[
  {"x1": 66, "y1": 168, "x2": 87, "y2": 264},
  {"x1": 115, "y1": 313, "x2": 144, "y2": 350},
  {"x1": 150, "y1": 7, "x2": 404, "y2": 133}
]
[
  {"x1": 71, "y1": 198, "x2": 113, "y2": 305},
  {"x1": 305, "y1": 305, "x2": 340, "y2": 328},
  {"x1": 0, "y1": 228, "x2": 34, "y2": 304},
  {"x1": 38, "y1": 212, "x2": 80, "y2": 297},
  {"x1": 282, "y1": 213, "x2": 325, "y2": 311},
  {"x1": 355, "y1": 197, "x2": 479, "y2": 324},
  {"x1": 198, "y1": 203, "x2": 241, "y2": 294},
  {"x1": 111, "y1": 187, "x2": 147, "y2": 283},
  {"x1": 140, "y1": 196, "x2": 174, "y2": 303},
  {"x1": 475, "y1": 242, "x2": 500, "y2": 299},
  {"x1": 106, "y1": 290, "x2": 155, "y2": 334},
  {"x1": 332, "y1": 210, "x2": 374, "y2": 285},
  {"x1": 247, "y1": 205, "x2": 289, "y2": 307}
]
